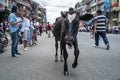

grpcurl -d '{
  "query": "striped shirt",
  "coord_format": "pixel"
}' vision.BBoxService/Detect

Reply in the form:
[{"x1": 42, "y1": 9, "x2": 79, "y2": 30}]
[{"x1": 94, "y1": 15, "x2": 106, "y2": 32}]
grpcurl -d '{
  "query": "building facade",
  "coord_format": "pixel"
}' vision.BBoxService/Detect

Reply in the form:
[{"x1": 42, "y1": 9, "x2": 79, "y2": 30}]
[
  {"x1": 76, "y1": 0, "x2": 112, "y2": 27},
  {"x1": 0, "y1": 0, "x2": 47, "y2": 24}
]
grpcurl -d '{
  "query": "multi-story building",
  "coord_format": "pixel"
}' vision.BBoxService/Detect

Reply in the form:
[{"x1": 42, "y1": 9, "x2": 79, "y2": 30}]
[
  {"x1": 91, "y1": 0, "x2": 97, "y2": 15},
  {"x1": 111, "y1": 0, "x2": 119, "y2": 26},
  {"x1": 0, "y1": 0, "x2": 8, "y2": 22},
  {"x1": 117, "y1": 0, "x2": 120, "y2": 26},
  {"x1": 97, "y1": 0, "x2": 104, "y2": 11},
  {"x1": 16, "y1": 0, "x2": 32, "y2": 13},
  {"x1": 76, "y1": 0, "x2": 112, "y2": 30},
  {"x1": 75, "y1": 0, "x2": 86, "y2": 14},
  {"x1": 84, "y1": 0, "x2": 91, "y2": 14},
  {"x1": 0, "y1": 0, "x2": 47, "y2": 24},
  {"x1": 75, "y1": 0, "x2": 87, "y2": 27},
  {"x1": 0, "y1": 0, "x2": 7, "y2": 11}
]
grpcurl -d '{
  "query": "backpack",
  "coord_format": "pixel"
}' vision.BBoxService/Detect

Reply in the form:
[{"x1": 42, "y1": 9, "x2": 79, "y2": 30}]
[{"x1": 48, "y1": 24, "x2": 51, "y2": 30}]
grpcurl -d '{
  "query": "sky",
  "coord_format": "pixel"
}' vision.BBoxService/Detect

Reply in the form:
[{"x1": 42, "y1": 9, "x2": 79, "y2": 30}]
[{"x1": 34, "y1": 0, "x2": 82, "y2": 24}]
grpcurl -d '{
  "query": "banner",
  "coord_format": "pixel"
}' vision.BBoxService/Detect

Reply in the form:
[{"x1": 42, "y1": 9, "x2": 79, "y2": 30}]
[{"x1": 104, "y1": 0, "x2": 110, "y2": 10}]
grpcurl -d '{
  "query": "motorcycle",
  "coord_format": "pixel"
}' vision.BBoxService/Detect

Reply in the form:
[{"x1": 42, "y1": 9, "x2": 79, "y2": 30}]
[{"x1": 0, "y1": 29, "x2": 8, "y2": 53}]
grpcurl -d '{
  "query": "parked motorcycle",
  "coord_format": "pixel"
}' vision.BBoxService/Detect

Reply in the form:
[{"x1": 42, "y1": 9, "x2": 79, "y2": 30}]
[{"x1": 0, "y1": 29, "x2": 8, "y2": 53}]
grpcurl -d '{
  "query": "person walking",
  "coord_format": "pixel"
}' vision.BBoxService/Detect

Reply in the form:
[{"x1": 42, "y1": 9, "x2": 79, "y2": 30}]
[
  {"x1": 38, "y1": 23, "x2": 42, "y2": 36},
  {"x1": 93, "y1": 10, "x2": 110, "y2": 50},
  {"x1": 45, "y1": 22, "x2": 52, "y2": 37},
  {"x1": 8, "y1": 6, "x2": 22, "y2": 57}
]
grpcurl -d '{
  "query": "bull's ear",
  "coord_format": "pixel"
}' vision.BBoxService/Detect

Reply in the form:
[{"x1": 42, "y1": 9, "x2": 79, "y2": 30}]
[
  {"x1": 61, "y1": 11, "x2": 67, "y2": 18},
  {"x1": 79, "y1": 14, "x2": 93, "y2": 21}
]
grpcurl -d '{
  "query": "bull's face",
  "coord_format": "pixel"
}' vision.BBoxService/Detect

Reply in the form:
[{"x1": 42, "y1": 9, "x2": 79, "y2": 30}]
[{"x1": 62, "y1": 12, "x2": 80, "y2": 44}]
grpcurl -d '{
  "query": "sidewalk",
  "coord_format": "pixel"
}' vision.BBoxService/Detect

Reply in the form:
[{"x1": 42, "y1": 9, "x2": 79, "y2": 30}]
[{"x1": 6, "y1": 31, "x2": 54, "y2": 44}]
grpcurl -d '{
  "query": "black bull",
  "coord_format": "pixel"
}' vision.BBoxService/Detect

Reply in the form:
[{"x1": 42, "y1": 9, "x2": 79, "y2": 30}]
[{"x1": 53, "y1": 11, "x2": 93, "y2": 75}]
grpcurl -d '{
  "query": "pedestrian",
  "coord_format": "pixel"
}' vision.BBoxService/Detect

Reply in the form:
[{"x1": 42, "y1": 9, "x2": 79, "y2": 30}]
[
  {"x1": 30, "y1": 18, "x2": 36, "y2": 45},
  {"x1": 93, "y1": 10, "x2": 110, "y2": 50},
  {"x1": 45, "y1": 22, "x2": 52, "y2": 37},
  {"x1": 8, "y1": 6, "x2": 22, "y2": 57},
  {"x1": 17, "y1": 12, "x2": 23, "y2": 44},
  {"x1": 38, "y1": 23, "x2": 42, "y2": 36},
  {"x1": 0, "y1": 22, "x2": 3, "y2": 31},
  {"x1": 20, "y1": 13, "x2": 30, "y2": 51},
  {"x1": 2, "y1": 20, "x2": 6, "y2": 33},
  {"x1": 33, "y1": 18, "x2": 39, "y2": 43}
]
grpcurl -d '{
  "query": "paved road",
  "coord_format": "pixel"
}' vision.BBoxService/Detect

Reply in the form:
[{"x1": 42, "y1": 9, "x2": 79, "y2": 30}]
[{"x1": 0, "y1": 32, "x2": 120, "y2": 80}]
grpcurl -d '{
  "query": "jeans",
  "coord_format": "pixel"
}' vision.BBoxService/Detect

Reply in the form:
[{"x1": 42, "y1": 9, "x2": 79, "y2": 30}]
[
  {"x1": 10, "y1": 30, "x2": 19, "y2": 56},
  {"x1": 29, "y1": 27, "x2": 33, "y2": 45},
  {"x1": 95, "y1": 31, "x2": 109, "y2": 46}
]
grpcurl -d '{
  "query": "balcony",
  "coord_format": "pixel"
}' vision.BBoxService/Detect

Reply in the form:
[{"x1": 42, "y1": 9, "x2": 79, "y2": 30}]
[
  {"x1": 116, "y1": 6, "x2": 120, "y2": 11},
  {"x1": 97, "y1": 0, "x2": 104, "y2": 5},
  {"x1": 16, "y1": 0, "x2": 31, "y2": 8},
  {"x1": 91, "y1": 2, "x2": 97, "y2": 8},
  {"x1": 84, "y1": 0, "x2": 91, "y2": 5},
  {"x1": 112, "y1": 2, "x2": 119, "y2": 8},
  {"x1": 0, "y1": 0, "x2": 7, "y2": 6},
  {"x1": 86, "y1": 5, "x2": 91, "y2": 11}
]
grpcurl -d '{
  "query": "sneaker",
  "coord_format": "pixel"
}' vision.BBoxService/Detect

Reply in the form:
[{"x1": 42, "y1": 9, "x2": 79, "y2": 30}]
[
  {"x1": 26, "y1": 47, "x2": 30, "y2": 49},
  {"x1": 24, "y1": 48, "x2": 28, "y2": 51},
  {"x1": 12, "y1": 54, "x2": 20, "y2": 58},
  {"x1": 16, "y1": 52, "x2": 22, "y2": 55},
  {"x1": 106, "y1": 43, "x2": 110, "y2": 50},
  {"x1": 93, "y1": 45, "x2": 98, "y2": 48}
]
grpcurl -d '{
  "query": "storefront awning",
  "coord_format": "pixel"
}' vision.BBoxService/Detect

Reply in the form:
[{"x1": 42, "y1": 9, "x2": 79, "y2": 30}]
[
  {"x1": 116, "y1": 6, "x2": 120, "y2": 11},
  {"x1": 17, "y1": 1, "x2": 31, "y2": 8},
  {"x1": 112, "y1": 18, "x2": 118, "y2": 21},
  {"x1": 38, "y1": 11, "x2": 41, "y2": 14},
  {"x1": 37, "y1": 16, "x2": 42, "y2": 19},
  {"x1": 111, "y1": 7, "x2": 117, "y2": 11}
]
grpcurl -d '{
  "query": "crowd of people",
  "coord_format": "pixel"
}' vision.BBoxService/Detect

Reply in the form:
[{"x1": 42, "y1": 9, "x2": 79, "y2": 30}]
[
  {"x1": 0, "y1": 5, "x2": 112, "y2": 57},
  {"x1": 7, "y1": 6, "x2": 53, "y2": 57}
]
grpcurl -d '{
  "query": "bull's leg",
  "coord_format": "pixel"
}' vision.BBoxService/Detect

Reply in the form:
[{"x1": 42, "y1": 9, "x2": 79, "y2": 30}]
[
  {"x1": 62, "y1": 42, "x2": 68, "y2": 75},
  {"x1": 55, "y1": 39, "x2": 58, "y2": 62},
  {"x1": 60, "y1": 41, "x2": 63, "y2": 62},
  {"x1": 72, "y1": 41, "x2": 79, "y2": 68}
]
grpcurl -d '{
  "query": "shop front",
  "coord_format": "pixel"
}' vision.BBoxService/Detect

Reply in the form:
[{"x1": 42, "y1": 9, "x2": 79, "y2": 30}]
[{"x1": 0, "y1": 2, "x2": 7, "y2": 22}]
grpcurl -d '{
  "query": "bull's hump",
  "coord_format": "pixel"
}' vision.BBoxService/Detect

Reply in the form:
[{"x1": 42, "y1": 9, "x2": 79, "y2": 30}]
[{"x1": 68, "y1": 13, "x2": 76, "y2": 23}]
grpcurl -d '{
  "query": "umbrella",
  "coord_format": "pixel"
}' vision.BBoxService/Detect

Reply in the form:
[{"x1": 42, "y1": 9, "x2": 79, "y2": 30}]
[{"x1": 80, "y1": 14, "x2": 93, "y2": 21}]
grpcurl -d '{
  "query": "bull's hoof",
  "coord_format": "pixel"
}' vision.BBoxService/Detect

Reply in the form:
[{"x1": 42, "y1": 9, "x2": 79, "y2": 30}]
[
  {"x1": 72, "y1": 62, "x2": 78, "y2": 68},
  {"x1": 64, "y1": 71, "x2": 68, "y2": 76},
  {"x1": 60, "y1": 56, "x2": 64, "y2": 62},
  {"x1": 60, "y1": 59, "x2": 64, "y2": 62},
  {"x1": 55, "y1": 58, "x2": 58, "y2": 62},
  {"x1": 55, "y1": 55, "x2": 58, "y2": 62}
]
